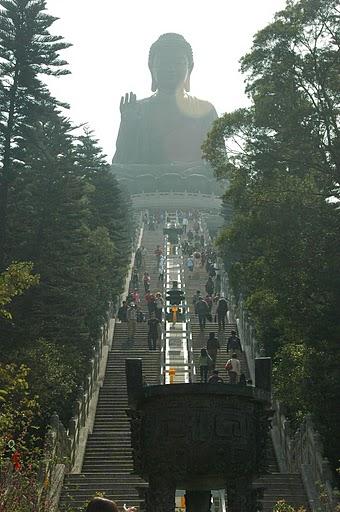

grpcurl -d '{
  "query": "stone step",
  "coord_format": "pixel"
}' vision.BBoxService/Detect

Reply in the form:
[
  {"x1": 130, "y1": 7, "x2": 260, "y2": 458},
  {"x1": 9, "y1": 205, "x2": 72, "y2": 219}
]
[
  {"x1": 64, "y1": 473, "x2": 146, "y2": 482},
  {"x1": 81, "y1": 464, "x2": 134, "y2": 471},
  {"x1": 59, "y1": 498, "x2": 142, "y2": 510}
]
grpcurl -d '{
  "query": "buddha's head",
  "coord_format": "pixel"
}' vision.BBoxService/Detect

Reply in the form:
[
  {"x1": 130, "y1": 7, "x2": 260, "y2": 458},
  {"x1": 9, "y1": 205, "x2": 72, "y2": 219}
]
[{"x1": 148, "y1": 33, "x2": 194, "y2": 93}]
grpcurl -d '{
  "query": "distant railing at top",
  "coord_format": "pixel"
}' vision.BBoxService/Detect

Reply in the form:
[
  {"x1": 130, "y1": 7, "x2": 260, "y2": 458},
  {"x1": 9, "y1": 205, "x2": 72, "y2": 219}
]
[{"x1": 131, "y1": 191, "x2": 222, "y2": 210}]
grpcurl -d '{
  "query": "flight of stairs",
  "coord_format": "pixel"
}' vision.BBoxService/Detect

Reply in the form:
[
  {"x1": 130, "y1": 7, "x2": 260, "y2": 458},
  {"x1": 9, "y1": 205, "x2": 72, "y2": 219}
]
[
  {"x1": 183, "y1": 260, "x2": 249, "y2": 383},
  {"x1": 59, "y1": 221, "x2": 310, "y2": 511},
  {"x1": 183, "y1": 249, "x2": 310, "y2": 511},
  {"x1": 59, "y1": 228, "x2": 163, "y2": 511}
]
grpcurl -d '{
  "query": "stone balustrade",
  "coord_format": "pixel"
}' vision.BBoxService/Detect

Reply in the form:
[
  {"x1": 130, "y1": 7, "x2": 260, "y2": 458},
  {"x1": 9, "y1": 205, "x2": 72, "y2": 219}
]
[{"x1": 131, "y1": 191, "x2": 221, "y2": 210}]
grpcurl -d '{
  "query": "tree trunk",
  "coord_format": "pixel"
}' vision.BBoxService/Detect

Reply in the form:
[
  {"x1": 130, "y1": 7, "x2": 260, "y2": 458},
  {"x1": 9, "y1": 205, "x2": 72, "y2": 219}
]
[{"x1": 0, "y1": 62, "x2": 19, "y2": 269}]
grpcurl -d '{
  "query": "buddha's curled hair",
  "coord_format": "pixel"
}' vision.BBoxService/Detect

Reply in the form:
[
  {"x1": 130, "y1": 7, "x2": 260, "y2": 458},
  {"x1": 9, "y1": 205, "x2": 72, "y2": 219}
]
[{"x1": 148, "y1": 33, "x2": 194, "y2": 70}]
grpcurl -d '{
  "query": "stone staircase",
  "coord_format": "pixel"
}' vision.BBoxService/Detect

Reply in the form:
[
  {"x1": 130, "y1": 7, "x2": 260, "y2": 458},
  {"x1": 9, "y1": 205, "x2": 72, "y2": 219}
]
[
  {"x1": 183, "y1": 249, "x2": 310, "y2": 511},
  {"x1": 59, "y1": 228, "x2": 163, "y2": 511},
  {"x1": 183, "y1": 261, "x2": 248, "y2": 383},
  {"x1": 59, "y1": 223, "x2": 310, "y2": 511}
]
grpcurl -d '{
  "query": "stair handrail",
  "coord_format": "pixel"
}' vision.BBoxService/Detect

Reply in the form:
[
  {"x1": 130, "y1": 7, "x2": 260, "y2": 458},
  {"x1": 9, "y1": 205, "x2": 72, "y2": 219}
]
[
  {"x1": 37, "y1": 212, "x2": 144, "y2": 509},
  {"x1": 179, "y1": 245, "x2": 195, "y2": 383},
  {"x1": 217, "y1": 259, "x2": 339, "y2": 511},
  {"x1": 160, "y1": 231, "x2": 168, "y2": 384}
]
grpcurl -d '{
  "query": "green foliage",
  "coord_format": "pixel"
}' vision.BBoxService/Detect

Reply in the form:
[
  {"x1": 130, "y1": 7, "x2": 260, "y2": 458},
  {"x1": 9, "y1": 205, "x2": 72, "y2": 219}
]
[
  {"x1": 273, "y1": 343, "x2": 311, "y2": 423},
  {"x1": 204, "y1": 0, "x2": 340, "y2": 473},
  {"x1": 0, "y1": 0, "x2": 71, "y2": 268},
  {"x1": 273, "y1": 500, "x2": 306, "y2": 512},
  {"x1": 20, "y1": 339, "x2": 78, "y2": 425},
  {"x1": 0, "y1": 0, "x2": 133, "y2": 478},
  {"x1": 0, "y1": 261, "x2": 39, "y2": 319},
  {"x1": 0, "y1": 363, "x2": 41, "y2": 467}
]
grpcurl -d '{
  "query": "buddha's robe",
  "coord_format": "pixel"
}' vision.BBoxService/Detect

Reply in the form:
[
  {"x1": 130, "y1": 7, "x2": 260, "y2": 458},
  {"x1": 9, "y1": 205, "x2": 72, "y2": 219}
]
[{"x1": 113, "y1": 93, "x2": 217, "y2": 165}]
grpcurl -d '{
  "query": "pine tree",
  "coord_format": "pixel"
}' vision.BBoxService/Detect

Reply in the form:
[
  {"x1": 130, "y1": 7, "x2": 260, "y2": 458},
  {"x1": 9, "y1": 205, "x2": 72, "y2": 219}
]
[
  {"x1": 74, "y1": 129, "x2": 133, "y2": 335},
  {"x1": 6, "y1": 111, "x2": 92, "y2": 354},
  {"x1": 0, "y1": 0, "x2": 71, "y2": 268}
]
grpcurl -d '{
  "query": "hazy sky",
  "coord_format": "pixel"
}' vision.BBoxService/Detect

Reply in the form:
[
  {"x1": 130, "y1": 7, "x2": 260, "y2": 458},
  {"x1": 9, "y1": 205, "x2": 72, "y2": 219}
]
[{"x1": 45, "y1": 0, "x2": 287, "y2": 161}]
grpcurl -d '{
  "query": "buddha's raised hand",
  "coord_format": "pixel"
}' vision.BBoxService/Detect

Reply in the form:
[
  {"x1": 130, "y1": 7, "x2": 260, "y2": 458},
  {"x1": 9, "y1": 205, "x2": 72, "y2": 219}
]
[{"x1": 120, "y1": 92, "x2": 137, "y2": 116}]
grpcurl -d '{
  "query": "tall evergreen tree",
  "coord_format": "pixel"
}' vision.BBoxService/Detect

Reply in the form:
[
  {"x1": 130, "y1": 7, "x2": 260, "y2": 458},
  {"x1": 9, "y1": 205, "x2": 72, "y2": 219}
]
[
  {"x1": 0, "y1": 0, "x2": 71, "y2": 268},
  {"x1": 6, "y1": 111, "x2": 92, "y2": 356},
  {"x1": 74, "y1": 130, "x2": 133, "y2": 335}
]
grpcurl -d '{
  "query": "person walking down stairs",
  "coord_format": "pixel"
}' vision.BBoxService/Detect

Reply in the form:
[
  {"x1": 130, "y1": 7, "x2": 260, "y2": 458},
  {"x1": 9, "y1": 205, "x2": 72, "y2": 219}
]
[
  {"x1": 206, "y1": 332, "x2": 220, "y2": 370},
  {"x1": 199, "y1": 348, "x2": 212, "y2": 383},
  {"x1": 215, "y1": 295, "x2": 228, "y2": 331},
  {"x1": 127, "y1": 303, "x2": 137, "y2": 344},
  {"x1": 143, "y1": 271, "x2": 151, "y2": 293},
  {"x1": 196, "y1": 296, "x2": 209, "y2": 331},
  {"x1": 147, "y1": 313, "x2": 161, "y2": 351},
  {"x1": 227, "y1": 330, "x2": 242, "y2": 356},
  {"x1": 225, "y1": 353, "x2": 241, "y2": 384}
]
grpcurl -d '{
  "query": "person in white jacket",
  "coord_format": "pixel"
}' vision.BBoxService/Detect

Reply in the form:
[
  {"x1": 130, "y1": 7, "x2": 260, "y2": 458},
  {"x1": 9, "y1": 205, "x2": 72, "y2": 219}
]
[{"x1": 225, "y1": 353, "x2": 241, "y2": 384}]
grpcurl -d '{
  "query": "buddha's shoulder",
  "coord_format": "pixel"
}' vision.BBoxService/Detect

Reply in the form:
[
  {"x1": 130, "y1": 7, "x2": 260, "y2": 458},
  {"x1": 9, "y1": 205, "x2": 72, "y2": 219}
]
[
  {"x1": 185, "y1": 95, "x2": 217, "y2": 118},
  {"x1": 136, "y1": 94, "x2": 217, "y2": 119}
]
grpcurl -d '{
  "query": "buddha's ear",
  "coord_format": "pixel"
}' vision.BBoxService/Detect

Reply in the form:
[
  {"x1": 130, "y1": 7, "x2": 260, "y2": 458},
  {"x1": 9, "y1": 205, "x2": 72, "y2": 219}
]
[
  {"x1": 185, "y1": 64, "x2": 194, "y2": 92},
  {"x1": 151, "y1": 72, "x2": 157, "y2": 92}
]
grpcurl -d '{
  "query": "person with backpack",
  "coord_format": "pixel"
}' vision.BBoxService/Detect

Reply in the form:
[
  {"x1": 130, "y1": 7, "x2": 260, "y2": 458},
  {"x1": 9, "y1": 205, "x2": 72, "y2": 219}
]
[
  {"x1": 225, "y1": 353, "x2": 241, "y2": 384},
  {"x1": 117, "y1": 301, "x2": 128, "y2": 322},
  {"x1": 227, "y1": 330, "x2": 242, "y2": 354},
  {"x1": 216, "y1": 296, "x2": 229, "y2": 331}
]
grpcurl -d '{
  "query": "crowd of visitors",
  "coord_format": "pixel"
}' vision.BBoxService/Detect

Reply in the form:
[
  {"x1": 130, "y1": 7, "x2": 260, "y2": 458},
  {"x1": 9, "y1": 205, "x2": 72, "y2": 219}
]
[
  {"x1": 117, "y1": 239, "x2": 165, "y2": 351},
  {"x1": 196, "y1": 330, "x2": 245, "y2": 384},
  {"x1": 117, "y1": 208, "x2": 247, "y2": 385}
]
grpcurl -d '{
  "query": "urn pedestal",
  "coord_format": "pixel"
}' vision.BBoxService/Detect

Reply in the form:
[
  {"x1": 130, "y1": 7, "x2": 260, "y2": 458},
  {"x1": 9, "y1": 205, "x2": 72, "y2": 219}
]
[{"x1": 126, "y1": 367, "x2": 272, "y2": 512}]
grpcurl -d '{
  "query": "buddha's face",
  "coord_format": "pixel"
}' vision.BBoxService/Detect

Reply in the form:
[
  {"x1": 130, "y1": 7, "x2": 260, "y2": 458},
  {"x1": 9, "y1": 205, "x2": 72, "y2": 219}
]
[{"x1": 152, "y1": 47, "x2": 190, "y2": 93}]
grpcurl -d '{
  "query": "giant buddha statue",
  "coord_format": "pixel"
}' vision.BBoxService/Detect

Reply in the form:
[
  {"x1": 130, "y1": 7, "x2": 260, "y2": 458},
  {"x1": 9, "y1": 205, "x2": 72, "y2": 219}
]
[{"x1": 112, "y1": 33, "x2": 220, "y2": 195}]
